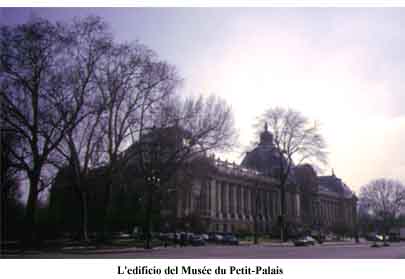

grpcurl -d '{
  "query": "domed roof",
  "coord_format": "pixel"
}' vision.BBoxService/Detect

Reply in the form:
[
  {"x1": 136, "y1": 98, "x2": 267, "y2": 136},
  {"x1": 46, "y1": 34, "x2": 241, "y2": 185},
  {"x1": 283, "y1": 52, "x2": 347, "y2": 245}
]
[
  {"x1": 260, "y1": 122, "x2": 274, "y2": 146},
  {"x1": 241, "y1": 123, "x2": 289, "y2": 178},
  {"x1": 241, "y1": 144, "x2": 283, "y2": 177}
]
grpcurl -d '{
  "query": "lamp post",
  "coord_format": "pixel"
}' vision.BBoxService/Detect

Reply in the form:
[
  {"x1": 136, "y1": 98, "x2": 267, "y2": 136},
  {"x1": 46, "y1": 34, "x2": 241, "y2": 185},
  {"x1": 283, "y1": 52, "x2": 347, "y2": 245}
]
[
  {"x1": 367, "y1": 205, "x2": 378, "y2": 248},
  {"x1": 161, "y1": 187, "x2": 177, "y2": 248},
  {"x1": 144, "y1": 173, "x2": 160, "y2": 249}
]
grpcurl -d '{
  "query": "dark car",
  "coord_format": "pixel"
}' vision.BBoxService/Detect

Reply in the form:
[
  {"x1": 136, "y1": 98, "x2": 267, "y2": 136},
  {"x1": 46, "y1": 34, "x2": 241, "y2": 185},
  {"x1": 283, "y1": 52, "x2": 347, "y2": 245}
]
[
  {"x1": 309, "y1": 233, "x2": 325, "y2": 244},
  {"x1": 222, "y1": 234, "x2": 239, "y2": 245},
  {"x1": 208, "y1": 232, "x2": 224, "y2": 243},
  {"x1": 294, "y1": 236, "x2": 316, "y2": 246},
  {"x1": 366, "y1": 234, "x2": 385, "y2": 242},
  {"x1": 190, "y1": 235, "x2": 206, "y2": 246},
  {"x1": 388, "y1": 234, "x2": 400, "y2": 242}
]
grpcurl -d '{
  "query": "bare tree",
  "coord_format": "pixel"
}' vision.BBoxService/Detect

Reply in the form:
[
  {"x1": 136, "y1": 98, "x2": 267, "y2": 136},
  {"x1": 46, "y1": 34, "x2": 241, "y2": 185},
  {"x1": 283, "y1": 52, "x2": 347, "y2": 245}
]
[
  {"x1": 359, "y1": 178, "x2": 405, "y2": 244},
  {"x1": 127, "y1": 94, "x2": 237, "y2": 248},
  {"x1": 0, "y1": 19, "x2": 84, "y2": 246},
  {"x1": 1, "y1": 126, "x2": 20, "y2": 205},
  {"x1": 51, "y1": 17, "x2": 112, "y2": 242},
  {"x1": 253, "y1": 107, "x2": 327, "y2": 241},
  {"x1": 93, "y1": 41, "x2": 180, "y2": 240},
  {"x1": 1, "y1": 127, "x2": 23, "y2": 241}
]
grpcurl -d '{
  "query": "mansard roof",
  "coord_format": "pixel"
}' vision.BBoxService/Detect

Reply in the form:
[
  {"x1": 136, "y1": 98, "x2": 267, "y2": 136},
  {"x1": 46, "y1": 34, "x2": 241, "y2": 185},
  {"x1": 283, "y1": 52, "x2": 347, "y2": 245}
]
[{"x1": 318, "y1": 174, "x2": 356, "y2": 199}]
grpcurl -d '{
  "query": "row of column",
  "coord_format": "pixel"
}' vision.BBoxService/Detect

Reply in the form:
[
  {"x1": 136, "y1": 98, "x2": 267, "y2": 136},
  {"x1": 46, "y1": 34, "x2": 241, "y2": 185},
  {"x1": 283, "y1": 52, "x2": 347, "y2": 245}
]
[
  {"x1": 285, "y1": 192, "x2": 301, "y2": 219},
  {"x1": 319, "y1": 199, "x2": 341, "y2": 226},
  {"x1": 203, "y1": 178, "x2": 280, "y2": 222},
  {"x1": 314, "y1": 198, "x2": 356, "y2": 229}
]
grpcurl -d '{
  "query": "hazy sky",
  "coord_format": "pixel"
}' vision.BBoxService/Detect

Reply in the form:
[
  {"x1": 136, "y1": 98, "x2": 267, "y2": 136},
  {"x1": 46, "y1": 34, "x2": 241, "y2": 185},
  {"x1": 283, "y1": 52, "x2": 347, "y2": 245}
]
[{"x1": 2, "y1": 8, "x2": 405, "y2": 192}]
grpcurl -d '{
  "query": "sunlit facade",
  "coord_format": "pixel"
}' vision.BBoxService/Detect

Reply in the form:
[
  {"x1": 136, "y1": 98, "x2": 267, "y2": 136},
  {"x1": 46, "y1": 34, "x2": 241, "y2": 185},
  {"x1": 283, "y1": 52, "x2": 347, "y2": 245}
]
[{"x1": 175, "y1": 126, "x2": 357, "y2": 236}]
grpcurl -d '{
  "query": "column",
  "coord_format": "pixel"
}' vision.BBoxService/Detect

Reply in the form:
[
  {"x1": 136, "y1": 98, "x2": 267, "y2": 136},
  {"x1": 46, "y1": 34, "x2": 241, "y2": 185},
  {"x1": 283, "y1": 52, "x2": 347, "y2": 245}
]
[
  {"x1": 232, "y1": 185, "x2": 239, "y2": 220},
  {"x1": 177, "y1": 193, "x2": 183, "y2": 218},
  {"x1": 266, "y1": 191, "x2": 271, "y2": 231},
  {"x1": 269, "y1": 191, "x2": 273, "y2": 220},
  {"x1": 285, "y1": 192, "x2": 289, "y2": 217},
  {"x1": 210, "y1": 179, "x2": 216, "y2": 218},
  {"x1": 277, "y1": 191, "x2": 281, "y2": 217},
  {"x1": 246, "y1": 187, "x2": 251, "y2": 220},
  {"x1": 205, "y1": 181, "x2": 210, "y2": 215},
  {"x1": 237, "y1": 185, "x2": 240, "y2": 219},
  {"x1": 266, "y1": 191, "x2": 270, "y2": 221},
  {"x1": 189, "y1": 191, "x2": 193, "y2": 214},
  {"x1": 240, "y1": 186, "x2": 245, "y2": 220},
  {"x1": 217, "y1": 181, "x2": 222, "y2": 219},
  {"x1": 224, "y1": 182, "x2": 229, "y2": 220},
  {"x1": 229, "y1": 184, "x2": 234, "y2": 218}
]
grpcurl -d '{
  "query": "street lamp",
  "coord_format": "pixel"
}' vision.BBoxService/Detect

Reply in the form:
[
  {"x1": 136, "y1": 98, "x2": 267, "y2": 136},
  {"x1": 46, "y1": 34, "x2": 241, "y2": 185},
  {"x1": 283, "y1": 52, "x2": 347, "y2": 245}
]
[
  {"x1": 144, "y1": 172, "x2": 160, "y2": 249},
  {"x1": 367, "y1": 205, "x2": 379, "y2": 248},
  {"x1": 147, "y1": 174, "x2": 160, "y2": 186},
  {"x1": 161, "y1": 187, "x2": 177, "y2": 248}
]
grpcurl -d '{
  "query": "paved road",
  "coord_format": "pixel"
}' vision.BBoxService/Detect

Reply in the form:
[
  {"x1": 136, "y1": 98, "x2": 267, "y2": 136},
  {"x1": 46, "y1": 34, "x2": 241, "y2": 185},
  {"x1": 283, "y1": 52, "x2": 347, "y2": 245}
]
[{"x1": 5, "y1": 242, "x2": 405, "y2": 259}]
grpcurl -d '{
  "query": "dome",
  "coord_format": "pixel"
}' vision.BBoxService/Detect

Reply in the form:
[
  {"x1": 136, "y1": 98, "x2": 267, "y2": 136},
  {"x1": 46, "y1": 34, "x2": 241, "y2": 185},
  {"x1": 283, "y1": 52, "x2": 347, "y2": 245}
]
[
  {"x1": 260, "y1": 122, "x2": 274, "y2": 146},
  {"x1": 241, "y1": 145, "x2": 282, "y2": 177},
  {"x1": 241, "y1": 123, "x2": 287, "y2": 178}
]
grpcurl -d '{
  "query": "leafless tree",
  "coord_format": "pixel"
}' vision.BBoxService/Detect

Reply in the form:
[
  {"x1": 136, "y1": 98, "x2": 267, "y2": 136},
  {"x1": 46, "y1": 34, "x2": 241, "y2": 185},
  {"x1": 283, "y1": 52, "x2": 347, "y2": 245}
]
[
  {"x1": 0, "y1": 19, "x2": 85, "y2": 246},
  {"x1": 1, "y1": 126, "x2": 21, "y2": 204},
  {"x1": 359, "y1": 178, "x2": 405, "y2": 244},
  {"x1": 1, "y1": 16, "x2": 236, "y2": 247},
  {"x1": 93, "y1": 40, "x2": 181, "y2": 239},
  {"x1": 254, "y1": 107, "x2": 327, "y2": 241},
  {"x1": 51, "y1": 17, "x2": 112, "y2": 242},
  {"x1": 1, "y1": 126, "x2": 23, "y2": 241},
  {"x1": 127, "y1": 94, "x2": 237, "y2": 248}
]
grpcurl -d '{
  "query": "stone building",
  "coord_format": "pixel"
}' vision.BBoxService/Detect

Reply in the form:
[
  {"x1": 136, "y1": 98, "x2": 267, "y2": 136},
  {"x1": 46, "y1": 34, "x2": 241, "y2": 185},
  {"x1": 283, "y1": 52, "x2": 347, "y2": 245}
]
[
  {"x1": 174, "y1": 125, "x2": 357, "y2": 236},
  {"x1": 295, "y1": 165, "x2": 358, "y2": 233}
]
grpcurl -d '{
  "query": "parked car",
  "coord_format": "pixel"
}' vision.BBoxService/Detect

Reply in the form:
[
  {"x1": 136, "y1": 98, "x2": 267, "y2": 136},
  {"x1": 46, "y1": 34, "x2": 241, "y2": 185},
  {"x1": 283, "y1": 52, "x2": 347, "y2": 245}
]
[
  {"x1": 308, "y1": 230, "x2": 324, "y2": 244},
  {"x1": 186, "y1": 232, "x2": 195, "y2": 240},
  {"x1": 158, "y1": 233, "x2": 170, "y2": 241},
  {"x1": 222, "y1": 234, "x2": 239, "y2": 245},
  {"x1": 294, "y1": 236, "x2": 316, "y2": 246},
  {"x1": 388, "y1": 234, "x2": 400, "y2": 242},
  {"x1": 190, "y1": 235, "x2": 206, "y2": 246},
  {"x1": 200, "y1": 233, "x2": 209, "y2": 241},
  {"x1": 366, "y1": 234, "x2": 387, "y2": 242},
  {"x1": 400, "y1": 228, "x2": 405, "y2": 240},
  {"x1": 166, "y1": 233, "x2": 176, "y2": 241},
  {"x1": 208, "y1": 233, "x2": 223, "y2": 243},
  {"x1": 112, "y1": 232, "x2": 131, "y2": 239},
  {"x1": 311, "y1": 235, "x2": 325, "y2": 244}
]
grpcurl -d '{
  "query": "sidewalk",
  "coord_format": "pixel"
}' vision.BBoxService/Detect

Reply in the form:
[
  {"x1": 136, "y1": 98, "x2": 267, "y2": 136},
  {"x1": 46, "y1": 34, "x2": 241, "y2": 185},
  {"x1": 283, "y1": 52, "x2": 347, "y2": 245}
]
[
  {"x1": 247, "y1": 240, "x2": 366, "y2": 247},
  {"x1": 61, "y1": 246, "x2": 153, "y2": 254}
]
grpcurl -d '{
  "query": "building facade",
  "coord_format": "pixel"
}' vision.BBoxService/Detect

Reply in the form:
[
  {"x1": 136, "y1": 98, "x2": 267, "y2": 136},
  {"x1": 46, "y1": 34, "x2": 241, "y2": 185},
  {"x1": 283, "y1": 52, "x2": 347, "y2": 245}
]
[{"x1": 174, "y1": 125, "x2": 357, "y2": 236}]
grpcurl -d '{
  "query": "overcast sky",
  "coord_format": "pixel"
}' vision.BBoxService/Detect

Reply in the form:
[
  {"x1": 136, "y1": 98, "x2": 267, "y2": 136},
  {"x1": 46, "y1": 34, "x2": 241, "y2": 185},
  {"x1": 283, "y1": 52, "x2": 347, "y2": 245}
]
[{"x1": 2, "y1": 7, "x2": 405, "y2": 192}]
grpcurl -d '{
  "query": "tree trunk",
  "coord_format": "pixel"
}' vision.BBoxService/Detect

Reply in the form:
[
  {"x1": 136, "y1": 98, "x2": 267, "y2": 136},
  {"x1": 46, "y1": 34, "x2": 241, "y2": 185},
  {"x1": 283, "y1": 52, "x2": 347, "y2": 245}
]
[
  {"x1": 78, "y1": 190, "x2": 89, "y2": 242},
  {"x1": 383, "y1": 223, "x2": 388, "y2": 246},
  {"x1": 23, "y1": 174, "x2": 40, "y2": 249},
  {"x1": 144, "y1": 185, "x2": 153, "y2": 249},
  {"x1": 253, "y1": 216, "x2": 258, "y2": 245},
  {"x1": 68, "y1": 137, "x2": 90, "y2": 243},
  {"x1": 101, "y1": 181, "x2": 113, "y2": 242}
]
